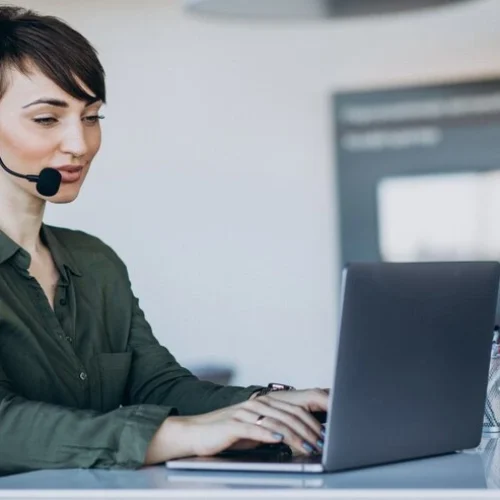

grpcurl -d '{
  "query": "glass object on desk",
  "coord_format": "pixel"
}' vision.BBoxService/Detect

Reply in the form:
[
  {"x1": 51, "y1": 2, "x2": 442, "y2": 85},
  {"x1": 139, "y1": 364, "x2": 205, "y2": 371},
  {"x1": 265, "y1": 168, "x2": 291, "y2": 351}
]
[
  {"x1": 483, "y1": 327, "x2": 500, "y2": 435},
  {"x1": 477, "y1": 436, "x2": 500, "y2": 489}
]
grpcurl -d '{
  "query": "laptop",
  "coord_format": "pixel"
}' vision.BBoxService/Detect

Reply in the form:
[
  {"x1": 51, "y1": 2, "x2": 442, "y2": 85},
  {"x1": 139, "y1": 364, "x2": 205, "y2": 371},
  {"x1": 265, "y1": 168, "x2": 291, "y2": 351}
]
[{"x1": 166, "y1": 262, "x2": 500, "y2": 473}]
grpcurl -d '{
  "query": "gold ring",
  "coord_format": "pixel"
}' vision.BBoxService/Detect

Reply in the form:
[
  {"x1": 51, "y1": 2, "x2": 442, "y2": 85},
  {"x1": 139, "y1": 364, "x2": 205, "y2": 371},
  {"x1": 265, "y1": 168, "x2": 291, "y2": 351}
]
[{"x1": 255, "y1": 415, "x2": 266, "y2": 426}]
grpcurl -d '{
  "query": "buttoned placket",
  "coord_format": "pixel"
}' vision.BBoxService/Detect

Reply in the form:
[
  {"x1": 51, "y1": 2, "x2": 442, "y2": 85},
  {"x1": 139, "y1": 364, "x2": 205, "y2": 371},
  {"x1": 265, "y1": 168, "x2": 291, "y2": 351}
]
[
  {"x1": 12, "y1": 250, "x2": 90, "y2": 403},
  {"x1": 54, "y1": 278, "x2": 75, "y2": 346}
]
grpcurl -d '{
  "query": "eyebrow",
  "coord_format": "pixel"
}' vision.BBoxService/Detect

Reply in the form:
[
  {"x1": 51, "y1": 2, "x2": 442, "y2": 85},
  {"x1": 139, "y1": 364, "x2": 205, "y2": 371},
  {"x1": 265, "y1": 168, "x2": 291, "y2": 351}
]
[{"x1": 22, "y1": 97, "x2": 102, "y2": 109}]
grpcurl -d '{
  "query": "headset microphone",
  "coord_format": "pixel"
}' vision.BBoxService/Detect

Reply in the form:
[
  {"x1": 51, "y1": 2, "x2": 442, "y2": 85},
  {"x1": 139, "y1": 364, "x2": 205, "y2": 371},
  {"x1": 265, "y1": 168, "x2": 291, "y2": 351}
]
[{"x1": 0, "y1": 155, "x2": 61, "y2": 197}]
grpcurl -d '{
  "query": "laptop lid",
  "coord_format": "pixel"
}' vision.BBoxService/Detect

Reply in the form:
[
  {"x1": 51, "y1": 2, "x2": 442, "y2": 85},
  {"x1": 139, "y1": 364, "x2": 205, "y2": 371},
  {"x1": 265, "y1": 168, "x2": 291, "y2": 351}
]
[{"x1": 323, "y1": 261, "x2": 500, "y2": 472}]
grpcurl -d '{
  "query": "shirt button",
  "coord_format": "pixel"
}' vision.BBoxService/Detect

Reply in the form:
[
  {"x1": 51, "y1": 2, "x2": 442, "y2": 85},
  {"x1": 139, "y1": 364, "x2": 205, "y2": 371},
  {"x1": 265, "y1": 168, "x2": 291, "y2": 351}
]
[
  {"x1": 65, "y1": 336, "x2": 73, "y2": 343},
  {"x1": 79, "y1": 372, "x2": 87, "y2": 381},
  {"x1": 60, "y1": 298, "x2": 67, "y2": 306}
]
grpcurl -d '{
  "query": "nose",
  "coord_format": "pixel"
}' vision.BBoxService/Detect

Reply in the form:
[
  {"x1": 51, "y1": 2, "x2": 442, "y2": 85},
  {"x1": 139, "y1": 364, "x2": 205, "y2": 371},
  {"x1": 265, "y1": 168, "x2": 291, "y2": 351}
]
[{"x1": 59, "y1": 120, "x2": 90, "y2": 159}]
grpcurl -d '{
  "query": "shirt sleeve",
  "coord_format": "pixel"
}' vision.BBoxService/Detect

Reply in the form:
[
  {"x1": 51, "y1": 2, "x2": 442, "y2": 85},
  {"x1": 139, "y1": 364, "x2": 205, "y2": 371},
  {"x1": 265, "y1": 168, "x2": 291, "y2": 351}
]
[
  {"x1": 0, "y1": 363, "x2": 175, "y2": 475},
  {"x1": 102, "y1": 244, "x2": 264, "y2": 414},
  {"x1": 124, "y1": 293, "x2": 264, "y2": 415}
]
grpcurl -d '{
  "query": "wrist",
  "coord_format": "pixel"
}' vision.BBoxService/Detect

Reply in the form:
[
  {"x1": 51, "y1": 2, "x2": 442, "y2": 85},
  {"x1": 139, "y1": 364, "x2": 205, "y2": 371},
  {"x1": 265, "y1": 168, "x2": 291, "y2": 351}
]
[
  {"x1": 163, "y1": 416, "x2": 198, "y2": 458},
  {"x1": 251, "y1": 383, "x2": 296, "y2": 399},
  {"x1": 145, "y1": 415, "x2": 195, "y2": 464}
]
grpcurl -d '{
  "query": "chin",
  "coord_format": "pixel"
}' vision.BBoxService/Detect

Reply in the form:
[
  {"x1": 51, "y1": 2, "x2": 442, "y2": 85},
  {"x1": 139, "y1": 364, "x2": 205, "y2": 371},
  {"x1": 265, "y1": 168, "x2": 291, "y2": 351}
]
[{"x1": 45, "y1": 185, "x2": 82, "y2": 204}]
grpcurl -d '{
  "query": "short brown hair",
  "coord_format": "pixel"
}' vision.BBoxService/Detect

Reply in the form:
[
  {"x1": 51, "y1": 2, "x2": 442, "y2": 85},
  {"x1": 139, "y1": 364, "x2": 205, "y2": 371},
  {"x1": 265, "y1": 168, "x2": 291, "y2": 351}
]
[{"x1": 0, "y1": 5, "x2": 106, "y2": 103}]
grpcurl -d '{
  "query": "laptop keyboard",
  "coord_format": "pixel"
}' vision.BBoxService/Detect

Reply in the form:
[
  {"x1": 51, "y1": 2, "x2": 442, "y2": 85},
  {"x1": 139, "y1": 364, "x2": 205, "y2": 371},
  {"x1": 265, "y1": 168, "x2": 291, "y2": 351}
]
[
  {"x1": 216, "y1": 443, "x2": 322, "y2": 464},
  {"x1": 215, "y1": 419, "x2": 326, "y2": 464}
]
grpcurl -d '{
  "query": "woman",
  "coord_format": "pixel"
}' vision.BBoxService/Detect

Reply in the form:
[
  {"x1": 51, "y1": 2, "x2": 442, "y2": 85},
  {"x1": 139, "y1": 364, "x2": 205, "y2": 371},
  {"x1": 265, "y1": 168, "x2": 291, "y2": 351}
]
[{"x1": 0, "y1": 5, "x2": 328, "y2": 474}]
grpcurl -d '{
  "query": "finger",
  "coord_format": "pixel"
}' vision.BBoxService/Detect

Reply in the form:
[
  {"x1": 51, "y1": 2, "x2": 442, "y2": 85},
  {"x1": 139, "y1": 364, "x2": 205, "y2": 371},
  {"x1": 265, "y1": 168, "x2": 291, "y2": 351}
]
[
  {"x1": 230, "y1": 421, "x2": 286, "y2": 446},
  {"x1": 265, "y1": 388, "x2": 329, "y2": 412},
  {"x1": 256, "y1": 397, "x2": 323, "y2": 437},
  {"x1": 244, "y1": 399, "x2": 323, "y2": 453},
  {"x1": 248, "y1": 415, "x2": 318, "y2": 456},
  {"x1": 231, "y1": 406, "x2": 294, "y2": 434},
  {"x1": 298, "y1": 388, "x2": 330, "y2": 412},
  {"x1": 231, "y1": 407, "x2": 317, "y2": 455},
  {"x1": 231, "y1": 407, "x2": 266, "y2": 425}
]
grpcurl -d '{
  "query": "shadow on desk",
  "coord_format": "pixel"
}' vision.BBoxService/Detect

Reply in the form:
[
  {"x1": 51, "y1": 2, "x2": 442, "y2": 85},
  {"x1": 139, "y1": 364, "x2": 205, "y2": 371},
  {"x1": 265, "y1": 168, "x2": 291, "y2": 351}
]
[
  {"x1": 165, "y1": 452, "x2": 487, "y2": 490},
  {"x1": 0, "y1": 450, "x2": 487, "y2": 490}
]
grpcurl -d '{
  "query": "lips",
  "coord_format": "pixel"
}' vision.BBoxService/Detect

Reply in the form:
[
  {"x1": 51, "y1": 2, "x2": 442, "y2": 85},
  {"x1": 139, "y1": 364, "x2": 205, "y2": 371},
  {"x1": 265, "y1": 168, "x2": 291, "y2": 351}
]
[{"x1": 55, "y1": 166, "x2": 84, "y2": 183}]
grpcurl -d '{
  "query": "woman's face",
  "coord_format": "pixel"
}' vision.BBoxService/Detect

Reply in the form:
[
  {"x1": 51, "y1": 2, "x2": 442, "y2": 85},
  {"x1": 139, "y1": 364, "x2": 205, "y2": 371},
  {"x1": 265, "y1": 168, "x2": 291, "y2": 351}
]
[{"x1": 0, "y1": 64, "x2": 103, "y2": 204}]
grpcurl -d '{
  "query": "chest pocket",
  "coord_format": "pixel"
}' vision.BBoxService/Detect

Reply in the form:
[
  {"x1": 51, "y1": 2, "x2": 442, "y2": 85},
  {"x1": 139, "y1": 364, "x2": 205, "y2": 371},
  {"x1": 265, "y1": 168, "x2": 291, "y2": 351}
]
[{"x1": 88, "y1": 352, "x2": 132, "y2": 412}]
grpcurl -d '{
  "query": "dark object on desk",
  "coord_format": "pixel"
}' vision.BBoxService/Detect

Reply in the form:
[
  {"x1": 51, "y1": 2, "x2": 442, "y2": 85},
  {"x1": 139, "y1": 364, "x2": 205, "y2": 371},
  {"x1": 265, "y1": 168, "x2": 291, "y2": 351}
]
[
  {"x1": 167, "y1": 262, "x2": 500, "y2": 473},
  {"x1": 188, "y1": 364, "x2": 234, "y2": 385},
  {"x1": 216, "y1": 413, "x2": 326, "y2": 459},
  {"x1": 218, "y1": 443, "x2": 293, "y2": 460},
  {"x1": 312, "y1": 411, "x2": 327, "y2": 424}
]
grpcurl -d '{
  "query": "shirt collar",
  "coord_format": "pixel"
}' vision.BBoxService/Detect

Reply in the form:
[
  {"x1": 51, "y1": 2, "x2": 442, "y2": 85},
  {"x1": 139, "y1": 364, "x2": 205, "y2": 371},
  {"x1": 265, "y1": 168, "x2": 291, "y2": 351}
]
[
  {"x1": 0, "y1": 224, "x2": 82, "y2": 279},
  {"x1": 0, "y1": 229, "x2": 20, "y2": 266},
  {"x1": 41, "y1": 224, "x2": 83, "y2": 279}
]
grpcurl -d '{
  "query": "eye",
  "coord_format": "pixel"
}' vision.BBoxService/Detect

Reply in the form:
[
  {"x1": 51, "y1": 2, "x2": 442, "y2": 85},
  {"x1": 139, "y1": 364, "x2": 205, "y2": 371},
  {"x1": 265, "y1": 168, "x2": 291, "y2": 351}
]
[
  {"x1": 32, "y1": 117, "x2": 57, "y2": 126},
  {"x1": 32, "y1": 115, "x2": 105, "y2": 127},
  {"x1": 83, "y1": 114, "x2": 105, "y2": 125}
]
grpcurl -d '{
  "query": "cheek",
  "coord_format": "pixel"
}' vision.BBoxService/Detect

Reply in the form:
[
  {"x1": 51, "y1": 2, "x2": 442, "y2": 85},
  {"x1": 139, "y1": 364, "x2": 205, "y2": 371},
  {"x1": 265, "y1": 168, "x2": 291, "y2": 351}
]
[
  {"x1": 12, "y1": 139, "x2": 53, "y2": 163},
  {"x1": 80, "y1": 128, "x2": 101, "y2": 163},
  {"x1": 89, "y1": 129, "x2": 102, "y2": 155},
  {"x1": 0, "y1": 120, "x2": 54, "y2": 163}
]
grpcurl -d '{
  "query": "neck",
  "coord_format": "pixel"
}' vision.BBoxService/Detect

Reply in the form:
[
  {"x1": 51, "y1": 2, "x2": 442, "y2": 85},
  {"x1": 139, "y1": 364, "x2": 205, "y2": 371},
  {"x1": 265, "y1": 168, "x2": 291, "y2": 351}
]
[{"x1": 0, "y1": 177, "x2": 46, "y2": 255}]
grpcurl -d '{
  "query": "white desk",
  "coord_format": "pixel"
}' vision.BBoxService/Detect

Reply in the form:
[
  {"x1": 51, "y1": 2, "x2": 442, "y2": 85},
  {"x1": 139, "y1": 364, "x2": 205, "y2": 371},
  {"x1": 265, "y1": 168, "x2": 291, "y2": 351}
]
[{"x1": 0, "y1": 437, "x2": 498, "y2": 500}]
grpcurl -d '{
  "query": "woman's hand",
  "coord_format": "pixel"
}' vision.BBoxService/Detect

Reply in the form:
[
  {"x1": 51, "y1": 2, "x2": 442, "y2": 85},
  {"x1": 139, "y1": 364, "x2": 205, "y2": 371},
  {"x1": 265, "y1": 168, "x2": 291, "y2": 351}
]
[
  {"x1": 145, "y1": 388, "x2": 329, "y2": 464},
  {"x1": 257, "y1": 387, "x2": 329, "y2": 413}
]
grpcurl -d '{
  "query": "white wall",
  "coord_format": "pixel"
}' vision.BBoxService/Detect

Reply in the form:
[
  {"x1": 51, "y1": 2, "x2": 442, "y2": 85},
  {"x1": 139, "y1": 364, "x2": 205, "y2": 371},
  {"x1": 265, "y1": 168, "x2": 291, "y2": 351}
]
[{"x1": 8, "y1": 0, "x2": 500, "y2": 387}]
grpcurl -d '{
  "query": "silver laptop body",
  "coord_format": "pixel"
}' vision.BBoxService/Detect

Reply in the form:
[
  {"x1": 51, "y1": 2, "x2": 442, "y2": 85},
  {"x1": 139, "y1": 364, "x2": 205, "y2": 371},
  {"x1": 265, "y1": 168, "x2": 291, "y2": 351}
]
[{"x1": 166, "y1": 262, "x2": 500, "y2": 473}]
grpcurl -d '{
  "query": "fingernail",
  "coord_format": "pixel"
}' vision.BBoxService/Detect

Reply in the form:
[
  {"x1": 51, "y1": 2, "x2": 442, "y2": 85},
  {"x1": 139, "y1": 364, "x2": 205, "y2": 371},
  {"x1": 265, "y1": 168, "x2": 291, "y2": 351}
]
[
  {"x1": 302, "y1": 442, "x2": 314, "y2": 453},
  {"x1": 272, "y1": 432, "x2": 284, "y2": 441},
  {"x1": 317, "y1": 439, "x2": 324, "y2": 449}
]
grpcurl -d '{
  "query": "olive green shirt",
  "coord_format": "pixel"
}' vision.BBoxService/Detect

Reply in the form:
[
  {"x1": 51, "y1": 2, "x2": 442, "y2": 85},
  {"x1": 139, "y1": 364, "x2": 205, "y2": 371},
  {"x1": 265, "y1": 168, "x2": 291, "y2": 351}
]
[{"x1": 0, "y1": 225, "x2": 261, "y2": 475}]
